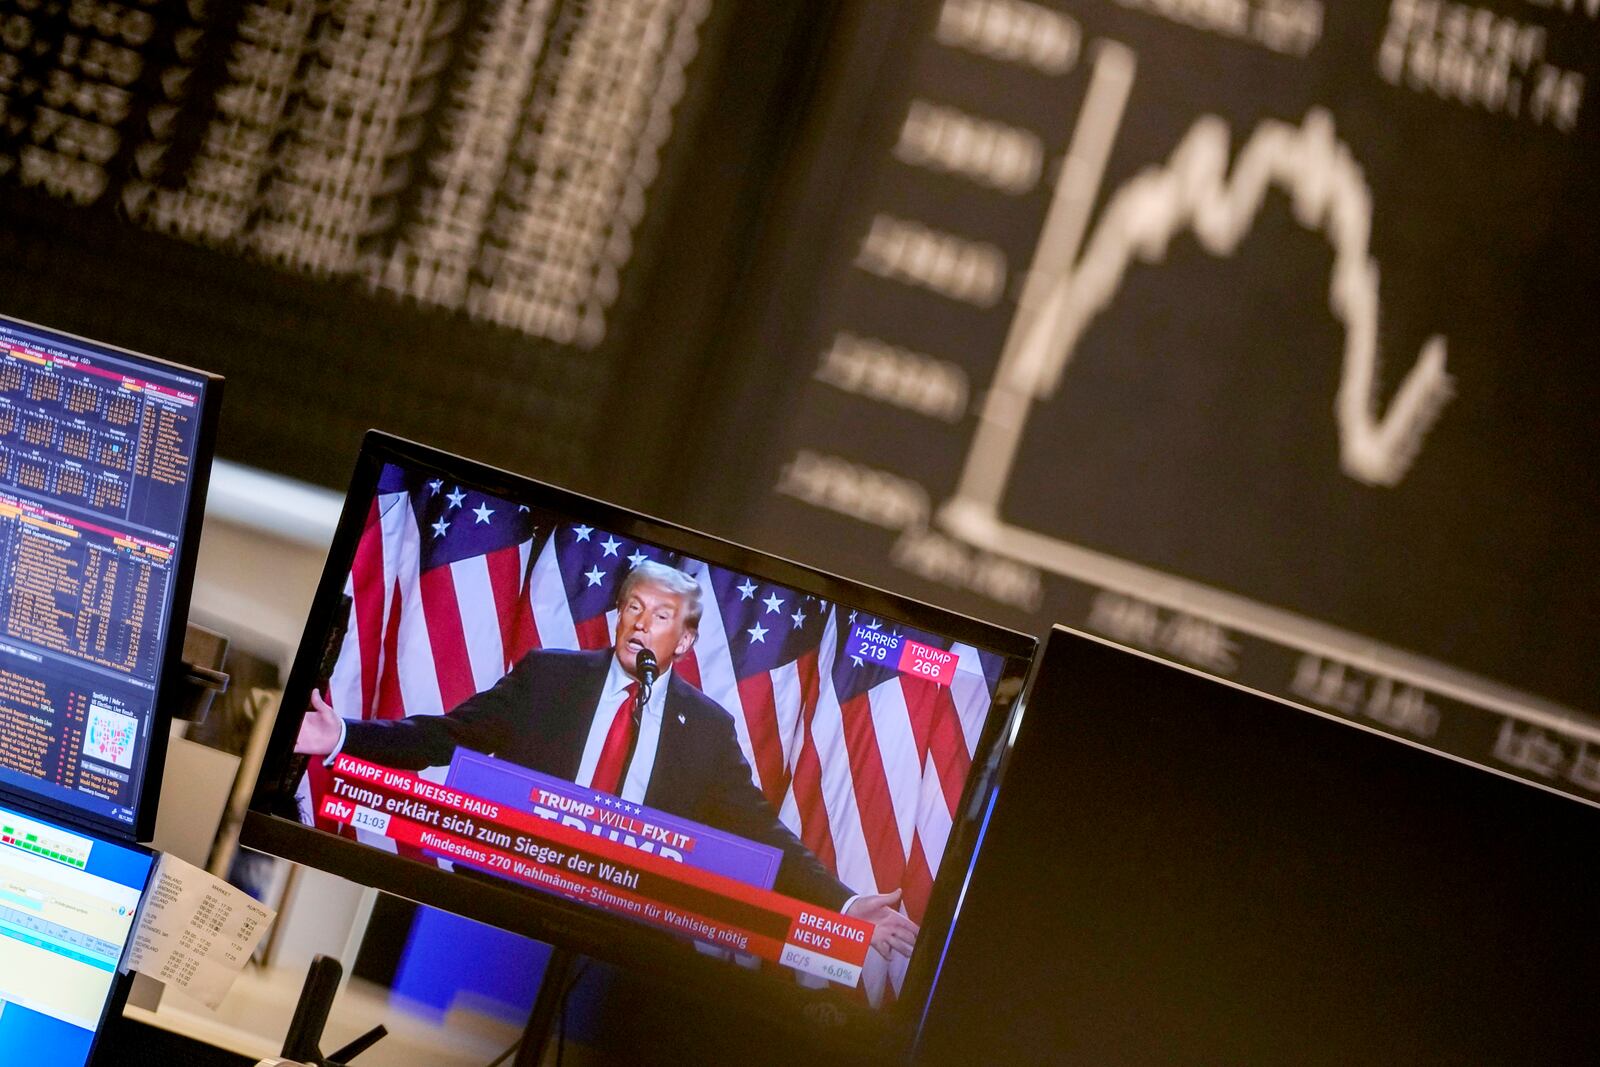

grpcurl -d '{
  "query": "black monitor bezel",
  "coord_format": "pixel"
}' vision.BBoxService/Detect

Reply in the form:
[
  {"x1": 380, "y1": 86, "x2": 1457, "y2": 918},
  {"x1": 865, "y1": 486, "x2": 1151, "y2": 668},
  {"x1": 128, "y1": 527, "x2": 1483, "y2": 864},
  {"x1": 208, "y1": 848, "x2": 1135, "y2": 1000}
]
[
  {"x1": 244, "y1": 430, "x2": 1035, "y2": 1053},
  {"x1": 87, "y1": 838, "x2": 156, "y2": 1067},
  {"x1": 0, "y1": 313, "x2": 223, "y2": 843}
]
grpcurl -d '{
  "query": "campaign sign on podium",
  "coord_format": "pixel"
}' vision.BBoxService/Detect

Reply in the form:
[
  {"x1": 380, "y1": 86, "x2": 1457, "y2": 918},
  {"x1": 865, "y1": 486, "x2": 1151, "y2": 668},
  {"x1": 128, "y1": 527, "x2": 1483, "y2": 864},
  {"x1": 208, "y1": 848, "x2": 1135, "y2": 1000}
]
[{"x1": 445, "y1": 750, "x2": 783, "y2": 889}]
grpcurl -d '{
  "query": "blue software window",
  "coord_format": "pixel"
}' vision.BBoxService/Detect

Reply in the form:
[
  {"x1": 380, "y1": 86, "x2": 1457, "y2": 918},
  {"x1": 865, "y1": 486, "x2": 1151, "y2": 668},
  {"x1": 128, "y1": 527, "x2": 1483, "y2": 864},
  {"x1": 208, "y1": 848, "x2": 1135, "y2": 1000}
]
[
  {"x1": 0, "y1": 801, "x2": 153, "y2": 1066},
  {"x1": 0, "y1": 316, "x2": 214, "y2": 832}
]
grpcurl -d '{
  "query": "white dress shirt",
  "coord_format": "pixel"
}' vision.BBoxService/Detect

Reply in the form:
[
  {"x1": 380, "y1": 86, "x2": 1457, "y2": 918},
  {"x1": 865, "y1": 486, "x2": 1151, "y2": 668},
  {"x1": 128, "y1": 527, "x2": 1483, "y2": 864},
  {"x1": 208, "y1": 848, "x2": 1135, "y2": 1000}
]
[{"x1": 573, "y1": 654, "x2": 669, "y2": 803}]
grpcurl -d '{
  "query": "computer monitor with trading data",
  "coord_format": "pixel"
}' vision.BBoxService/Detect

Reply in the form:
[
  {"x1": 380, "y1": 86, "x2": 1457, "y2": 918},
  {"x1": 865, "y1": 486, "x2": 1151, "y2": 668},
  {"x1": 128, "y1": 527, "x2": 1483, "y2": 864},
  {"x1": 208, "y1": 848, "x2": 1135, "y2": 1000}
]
[
  {"x1": 0, "y1": 799, "x2": 153, "y2": 1067},
  {"x1": 0, "y1": 315, "x2": 222, "y2": 840},
  {"x1": 246, "y1": 432, "x2": 1034, "y2": 1052}
]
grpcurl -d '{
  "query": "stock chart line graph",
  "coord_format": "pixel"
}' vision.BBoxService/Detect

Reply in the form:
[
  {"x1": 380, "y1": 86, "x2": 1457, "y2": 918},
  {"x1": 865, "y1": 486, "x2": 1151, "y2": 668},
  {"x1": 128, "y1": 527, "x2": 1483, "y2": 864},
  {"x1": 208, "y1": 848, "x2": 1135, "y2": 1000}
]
[
  {"x1": 946, "y1": 40, "x2": 1455, "y2": 552},
  {"x1": 933, "y1": 38, "x2": 1598, "y2": 741},
  {"x1": 734, "y1": 4, "x2": 1600, "y2": 804}
]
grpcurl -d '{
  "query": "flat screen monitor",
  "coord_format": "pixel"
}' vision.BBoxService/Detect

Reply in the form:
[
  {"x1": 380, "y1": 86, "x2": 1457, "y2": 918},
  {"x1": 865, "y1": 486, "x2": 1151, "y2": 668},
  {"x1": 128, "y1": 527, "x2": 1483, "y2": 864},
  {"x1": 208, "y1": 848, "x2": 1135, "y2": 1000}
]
[
  {"x1": 0, "y1": 798, "x2": 154, "y2": 1067},
  {"x1": 245, "y1": 432, "x2": 1034, "y2": 1050},
  {"x1": 0, "y1": 315, "x2": 222, "y2": 840},
  {"x1": 917, "y1": 627, "x2": 1600, "y2": 1064}
]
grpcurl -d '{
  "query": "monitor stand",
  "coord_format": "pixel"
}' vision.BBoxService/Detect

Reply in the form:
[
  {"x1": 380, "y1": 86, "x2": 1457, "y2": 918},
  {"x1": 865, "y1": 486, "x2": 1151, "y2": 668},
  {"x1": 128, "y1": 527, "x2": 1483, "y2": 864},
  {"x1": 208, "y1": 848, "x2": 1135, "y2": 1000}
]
[
  {"x1": 278, "y1": 956, "x2": 387, "y2": 1066},
  {"x1": 513, "y1": 946, "x2": 582, "y2": 1067},
  {"x1": 281, "y1": 948, "x2": 578, "y2": 1066}
]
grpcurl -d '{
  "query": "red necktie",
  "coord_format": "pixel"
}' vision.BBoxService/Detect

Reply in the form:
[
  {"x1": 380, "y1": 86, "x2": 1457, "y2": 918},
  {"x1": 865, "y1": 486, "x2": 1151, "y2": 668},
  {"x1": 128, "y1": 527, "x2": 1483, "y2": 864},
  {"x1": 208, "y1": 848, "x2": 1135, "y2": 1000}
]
[{"x1": 590, "y1": 682, "x2": 639, "y2": 795}]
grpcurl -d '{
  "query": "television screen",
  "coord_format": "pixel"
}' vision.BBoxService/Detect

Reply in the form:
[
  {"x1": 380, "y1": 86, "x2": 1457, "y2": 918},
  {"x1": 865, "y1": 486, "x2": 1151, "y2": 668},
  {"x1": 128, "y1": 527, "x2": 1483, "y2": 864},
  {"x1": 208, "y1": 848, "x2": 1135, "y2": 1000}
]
[
  {"x1": 0, "y1": 315, "x2": 221, "y2": 839},
  {"x1": 0, "y1": 799, "x2": 153, "y2": 1067},
  {"x1": 246, "y1": 432, "x2": 1033, "y2": 1044}
]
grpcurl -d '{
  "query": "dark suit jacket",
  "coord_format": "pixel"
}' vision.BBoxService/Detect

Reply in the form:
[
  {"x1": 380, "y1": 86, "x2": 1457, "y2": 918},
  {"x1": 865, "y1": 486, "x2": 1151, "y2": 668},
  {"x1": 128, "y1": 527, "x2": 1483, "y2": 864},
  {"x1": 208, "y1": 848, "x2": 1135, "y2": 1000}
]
[{"x1": 343, "y1": 648, "x2": 851, "y2": 909}]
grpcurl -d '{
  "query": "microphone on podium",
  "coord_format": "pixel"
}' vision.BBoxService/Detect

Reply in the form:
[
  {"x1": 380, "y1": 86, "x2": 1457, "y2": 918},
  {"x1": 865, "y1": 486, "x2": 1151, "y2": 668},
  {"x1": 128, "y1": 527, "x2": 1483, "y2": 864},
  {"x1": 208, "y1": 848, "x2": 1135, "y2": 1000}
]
[
  {"x1": 621, "y1": 647, "x2": 659, "y2": 782},
  {"x1": 635, "y1": 647, "x2": 659, "y2": 709}
]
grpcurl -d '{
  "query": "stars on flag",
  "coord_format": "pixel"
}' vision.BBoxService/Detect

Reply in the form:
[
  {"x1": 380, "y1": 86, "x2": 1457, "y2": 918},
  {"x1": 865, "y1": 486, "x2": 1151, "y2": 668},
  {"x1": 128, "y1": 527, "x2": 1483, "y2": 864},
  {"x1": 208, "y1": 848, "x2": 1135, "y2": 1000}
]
[
  {"x1": 584, "y1": 566, "x2": 606, "y2": 588},
  {"x1": 573, "y1": 524, "x2": 593, "y2": 542},
  {"x1": 790, "y1": 608, "x2": 807, "y2": 629},
  {"x1": 600, "y1": 536, "x2": 621, "y2": 557},
  {"x1": 627, "y1": 550, "x2": 648, "y2": 567},
  {"x1": 736, "y1": 579, "x2": 757, "y2": 600},
  {"x1": 747, "y1": 621, "x2": 768, "y2": 644},
  {"x1": 404, "y1": 474, "x2": 536, "y2": 565},
  {"x1": 762, "y1": 592, "x2": 784, "y2": 614}
]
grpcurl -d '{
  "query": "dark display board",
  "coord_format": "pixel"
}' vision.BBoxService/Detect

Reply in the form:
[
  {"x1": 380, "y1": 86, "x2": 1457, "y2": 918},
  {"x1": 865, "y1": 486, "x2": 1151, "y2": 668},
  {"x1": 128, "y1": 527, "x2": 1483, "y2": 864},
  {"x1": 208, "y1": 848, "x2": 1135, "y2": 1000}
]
[
  {"x1": 700, "y1": 1, "x2": 1600, "y2": 801},
  {"x1": 0, "y1": 0, "x2": 810, "y2": 494}
]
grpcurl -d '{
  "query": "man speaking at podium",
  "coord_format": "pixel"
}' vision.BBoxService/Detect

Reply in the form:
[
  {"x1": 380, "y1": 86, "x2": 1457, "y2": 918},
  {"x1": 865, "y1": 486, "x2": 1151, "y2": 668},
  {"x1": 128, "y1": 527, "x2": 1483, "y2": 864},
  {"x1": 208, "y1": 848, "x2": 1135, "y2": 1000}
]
[{"x1": 295, "y1": 561, "x2": 917, "y2": 960}]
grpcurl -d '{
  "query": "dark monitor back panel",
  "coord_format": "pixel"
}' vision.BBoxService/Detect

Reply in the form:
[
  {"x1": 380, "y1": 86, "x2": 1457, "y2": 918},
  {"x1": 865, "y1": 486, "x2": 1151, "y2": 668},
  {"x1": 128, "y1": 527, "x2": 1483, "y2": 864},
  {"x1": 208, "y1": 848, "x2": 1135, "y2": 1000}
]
[{"x1": 918, "y1": 628, "x2": 1597, "y2": 1066}]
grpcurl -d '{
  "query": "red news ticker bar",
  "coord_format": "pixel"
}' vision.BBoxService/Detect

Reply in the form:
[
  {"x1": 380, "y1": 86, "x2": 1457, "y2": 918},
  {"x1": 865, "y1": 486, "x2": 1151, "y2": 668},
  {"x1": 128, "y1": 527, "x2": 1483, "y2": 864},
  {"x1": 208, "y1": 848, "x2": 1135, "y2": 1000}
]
[
  {"x1": 331, "y1": 756, "x2": 708, "y2": 875},
  {"x1": 325, "y1": 756, "x2": 872, "y2": 970},
  {"x1": 323, "y1": 773, "x2": 792, "y2": 944},
  {"x1": 321, "y1": 795, "x2": 787, "y2": 960}
]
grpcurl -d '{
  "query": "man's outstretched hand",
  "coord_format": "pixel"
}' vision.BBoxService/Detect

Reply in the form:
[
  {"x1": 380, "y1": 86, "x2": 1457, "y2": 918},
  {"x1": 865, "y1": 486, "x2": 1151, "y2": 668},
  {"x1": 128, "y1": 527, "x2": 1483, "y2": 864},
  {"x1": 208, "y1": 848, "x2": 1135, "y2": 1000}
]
[
  {"x1": 295, "y1": 690, "x2": 342, "y2": 756},
  {"x1": 843, "y1": 888, "x2": 919, "y2": 960}
]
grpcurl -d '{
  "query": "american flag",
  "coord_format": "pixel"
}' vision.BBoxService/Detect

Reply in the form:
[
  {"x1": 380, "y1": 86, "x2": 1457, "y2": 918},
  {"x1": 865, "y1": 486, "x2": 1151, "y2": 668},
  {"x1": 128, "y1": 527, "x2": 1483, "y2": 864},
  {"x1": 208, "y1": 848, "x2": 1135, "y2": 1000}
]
[
  {"x1": 325, "y1": 464, "x2": 544, "y2": 726},
  {"x1": 318, "y1": 463, "x2": 1004, "y2": 1003}
]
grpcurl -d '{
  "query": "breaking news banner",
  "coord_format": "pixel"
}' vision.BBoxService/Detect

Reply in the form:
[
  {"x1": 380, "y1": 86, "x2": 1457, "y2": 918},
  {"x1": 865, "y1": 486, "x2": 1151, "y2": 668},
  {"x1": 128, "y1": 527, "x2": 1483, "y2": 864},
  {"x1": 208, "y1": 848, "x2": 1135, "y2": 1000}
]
[{"x1": 320, "y1": 755, "x2": 871, "y2": 985}]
